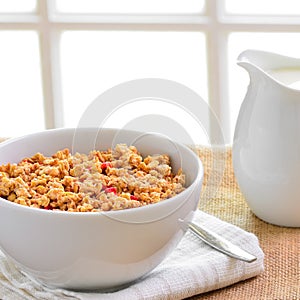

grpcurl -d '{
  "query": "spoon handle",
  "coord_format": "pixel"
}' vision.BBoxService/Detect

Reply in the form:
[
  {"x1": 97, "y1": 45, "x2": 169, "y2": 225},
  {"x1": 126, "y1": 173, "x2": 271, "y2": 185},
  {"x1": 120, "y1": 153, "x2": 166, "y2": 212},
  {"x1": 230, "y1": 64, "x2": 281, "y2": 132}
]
[{"x1": 186, "y1": 221, "x2": 257, "y2": 263}]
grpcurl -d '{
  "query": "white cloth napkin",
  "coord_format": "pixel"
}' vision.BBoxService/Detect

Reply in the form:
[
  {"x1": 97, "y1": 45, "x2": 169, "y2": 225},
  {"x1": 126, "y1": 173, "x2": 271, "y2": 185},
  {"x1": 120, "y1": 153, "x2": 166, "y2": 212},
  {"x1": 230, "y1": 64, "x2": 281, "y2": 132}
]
[{"x1": 0, "y1": 210, "x2": 264, "y2": 300}]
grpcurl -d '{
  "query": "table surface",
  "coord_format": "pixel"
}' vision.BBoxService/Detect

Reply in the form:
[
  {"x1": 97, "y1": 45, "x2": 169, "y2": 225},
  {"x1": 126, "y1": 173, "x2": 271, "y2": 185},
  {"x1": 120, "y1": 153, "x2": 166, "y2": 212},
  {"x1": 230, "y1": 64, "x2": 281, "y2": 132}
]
[
  {"x1": 191, "y1": 146, "x2": 300, "y2": 300},
  {"x1": 0, "y1": 139, "x2": 299, "y2": 299}
]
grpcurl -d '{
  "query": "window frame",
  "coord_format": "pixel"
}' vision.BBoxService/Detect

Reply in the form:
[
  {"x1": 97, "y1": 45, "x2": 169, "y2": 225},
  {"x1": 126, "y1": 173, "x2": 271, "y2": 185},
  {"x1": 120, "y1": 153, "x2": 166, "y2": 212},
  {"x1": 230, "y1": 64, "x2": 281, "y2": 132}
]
[{"x1": 1, "y1": 0, "x2": 300, "y2": 143}]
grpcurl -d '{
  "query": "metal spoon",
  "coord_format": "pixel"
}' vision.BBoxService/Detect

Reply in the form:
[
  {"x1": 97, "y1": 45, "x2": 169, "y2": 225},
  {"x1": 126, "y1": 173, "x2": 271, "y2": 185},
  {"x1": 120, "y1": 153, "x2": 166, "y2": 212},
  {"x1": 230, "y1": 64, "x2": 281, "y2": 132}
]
[{"x1": 182, "y1": 221, "x2": 257, "y2": 263}]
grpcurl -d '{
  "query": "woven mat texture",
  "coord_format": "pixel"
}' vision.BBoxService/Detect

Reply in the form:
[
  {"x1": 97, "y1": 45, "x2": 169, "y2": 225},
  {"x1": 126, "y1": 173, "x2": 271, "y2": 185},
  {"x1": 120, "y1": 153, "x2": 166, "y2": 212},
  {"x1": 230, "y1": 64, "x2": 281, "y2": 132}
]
[
  {"x1": 192, "y1": 146, "x2": 300, "y2": 300},
  {"x1": 0, "y1": 138, "x2": 299, "y2": 299}
]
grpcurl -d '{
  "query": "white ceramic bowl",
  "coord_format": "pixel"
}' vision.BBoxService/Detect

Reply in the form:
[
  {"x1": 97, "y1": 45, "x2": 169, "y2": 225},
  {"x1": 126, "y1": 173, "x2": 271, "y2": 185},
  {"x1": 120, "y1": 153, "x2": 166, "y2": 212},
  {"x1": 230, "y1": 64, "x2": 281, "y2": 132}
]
[{"x1": 0, "y1": 128, "x2": 203, "y2": 291}]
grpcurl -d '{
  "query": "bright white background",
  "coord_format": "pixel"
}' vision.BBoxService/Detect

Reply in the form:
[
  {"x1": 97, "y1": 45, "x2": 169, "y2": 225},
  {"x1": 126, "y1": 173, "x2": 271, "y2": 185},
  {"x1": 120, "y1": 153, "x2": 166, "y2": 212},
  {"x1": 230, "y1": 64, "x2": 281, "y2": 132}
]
[{"x1": 1, "y1": 0, "x2": 300, "y2": 144}]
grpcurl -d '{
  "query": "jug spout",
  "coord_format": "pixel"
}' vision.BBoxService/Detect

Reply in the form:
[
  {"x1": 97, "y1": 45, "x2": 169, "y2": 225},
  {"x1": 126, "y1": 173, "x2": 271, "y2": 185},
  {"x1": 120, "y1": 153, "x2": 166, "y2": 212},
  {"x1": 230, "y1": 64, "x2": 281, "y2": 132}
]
[
  {"x1": 238, "y1": 49, "x2": 300, "y2": 70},
  {"x1": 237, "y1": 59, "x2": 263, "y2": 81},
  {"x1": 237, "y1": 50, "x2": 271, "y2": 84},
  {"x1": 238, "y1": 49, "x2": 300, "y2": 90}
]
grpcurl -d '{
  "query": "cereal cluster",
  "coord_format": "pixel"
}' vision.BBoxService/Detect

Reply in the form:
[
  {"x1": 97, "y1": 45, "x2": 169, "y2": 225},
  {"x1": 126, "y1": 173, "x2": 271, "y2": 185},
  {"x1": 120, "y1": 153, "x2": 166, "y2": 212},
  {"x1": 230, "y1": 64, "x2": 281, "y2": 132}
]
[{"x1": 0, "y1": 144, "x2": 185, "y2": 212}]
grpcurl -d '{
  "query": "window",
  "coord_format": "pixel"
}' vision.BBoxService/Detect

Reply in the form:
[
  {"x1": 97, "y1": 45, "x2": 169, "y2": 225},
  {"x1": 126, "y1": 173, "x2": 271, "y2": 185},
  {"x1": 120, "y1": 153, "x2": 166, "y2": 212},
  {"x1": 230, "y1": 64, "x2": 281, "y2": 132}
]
[
  {"x1": 1, "y1": 0, "x2": 300, "y2": 144},
  {"x1": 0, "y1": 31, "x2": 44, "y2": 137}
]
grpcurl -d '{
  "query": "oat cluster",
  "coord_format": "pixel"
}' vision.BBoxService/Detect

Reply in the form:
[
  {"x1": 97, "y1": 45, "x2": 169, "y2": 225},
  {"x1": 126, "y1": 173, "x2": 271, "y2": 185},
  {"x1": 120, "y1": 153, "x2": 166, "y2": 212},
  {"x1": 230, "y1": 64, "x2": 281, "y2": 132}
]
[{"x1": 0, "y1": 144, "x2": 185, "y2": 212}]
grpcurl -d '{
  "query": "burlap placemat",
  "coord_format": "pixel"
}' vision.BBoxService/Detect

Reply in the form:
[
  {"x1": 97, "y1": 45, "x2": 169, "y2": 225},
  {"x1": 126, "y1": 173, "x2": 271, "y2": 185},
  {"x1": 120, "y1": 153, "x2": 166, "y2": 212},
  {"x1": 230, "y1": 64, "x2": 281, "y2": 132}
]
[{"x1": 192, "y1": 146, "x2": 300, "y2": 300}]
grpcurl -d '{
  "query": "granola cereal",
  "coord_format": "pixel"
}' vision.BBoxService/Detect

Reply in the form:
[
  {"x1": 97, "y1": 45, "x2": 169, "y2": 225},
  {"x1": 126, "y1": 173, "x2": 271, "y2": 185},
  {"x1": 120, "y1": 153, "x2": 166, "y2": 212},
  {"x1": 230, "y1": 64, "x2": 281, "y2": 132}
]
[{"x1": 0, "y1": 144, "x2": 186, "y2": 212}]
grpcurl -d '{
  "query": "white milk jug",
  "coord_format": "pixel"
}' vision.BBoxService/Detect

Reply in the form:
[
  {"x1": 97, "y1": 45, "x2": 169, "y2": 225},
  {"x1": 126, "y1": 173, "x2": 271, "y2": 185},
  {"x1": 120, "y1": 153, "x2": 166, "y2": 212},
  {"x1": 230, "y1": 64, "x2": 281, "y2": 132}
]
[{"x1": 233, "y1": 49, "x2": 300, "y2": 227}]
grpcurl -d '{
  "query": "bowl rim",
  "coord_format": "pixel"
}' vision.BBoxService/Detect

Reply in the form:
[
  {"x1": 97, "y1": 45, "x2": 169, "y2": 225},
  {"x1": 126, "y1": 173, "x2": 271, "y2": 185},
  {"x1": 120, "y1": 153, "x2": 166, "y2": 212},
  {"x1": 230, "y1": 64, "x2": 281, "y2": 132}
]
[{"x1": 0, "y1": 127, "x2": 203, "y2": 217}]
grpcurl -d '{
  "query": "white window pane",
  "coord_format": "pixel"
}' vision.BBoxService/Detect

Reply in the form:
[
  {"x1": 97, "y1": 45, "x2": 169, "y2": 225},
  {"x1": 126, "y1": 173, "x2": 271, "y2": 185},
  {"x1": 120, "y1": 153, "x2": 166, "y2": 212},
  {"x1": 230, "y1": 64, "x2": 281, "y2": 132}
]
[
  {"x1": 228, "y1": 32, "x2": 300, "y2": 142},
  {"x1": 0, "y1": 0, "x2": 36, "y2": 13},
  {"x1": 225, "y1": 0, "x2": 300, "y2": 15},
  {"x1": 55, "y1": 0, "x2": 205, "y2": 14},
  {"x1": 0, "y1": 31, "x2": 44, "y2": 137},
  {"x1": 60, "y1": 31, "x2": 208, "y2": 144}
]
